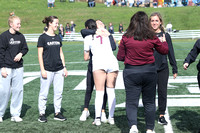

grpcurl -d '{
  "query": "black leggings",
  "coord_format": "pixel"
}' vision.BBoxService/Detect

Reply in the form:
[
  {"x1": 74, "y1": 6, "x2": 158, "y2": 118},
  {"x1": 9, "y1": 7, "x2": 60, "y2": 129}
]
[
  {"x1": 157, "y1": 67, "x2": 169, "y2": 115},
  {"x1": 84, "y1": 69, "x2": 107, "y2": 110},
  {"x1": 123, "y1": 64, "x2": 156, "y2": 130}
]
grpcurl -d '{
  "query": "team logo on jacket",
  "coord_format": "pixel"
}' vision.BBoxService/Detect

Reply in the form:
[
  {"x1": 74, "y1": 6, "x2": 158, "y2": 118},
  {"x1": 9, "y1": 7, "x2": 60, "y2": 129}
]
[{"x1": 9, "y1": 38, "x2": 21, "y2": 45}]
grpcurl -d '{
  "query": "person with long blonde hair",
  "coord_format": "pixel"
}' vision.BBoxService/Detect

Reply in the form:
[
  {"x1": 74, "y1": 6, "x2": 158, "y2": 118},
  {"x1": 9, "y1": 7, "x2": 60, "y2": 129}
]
[{"x1": 0, "y1": 13, "x2": 29, "y2": 122}]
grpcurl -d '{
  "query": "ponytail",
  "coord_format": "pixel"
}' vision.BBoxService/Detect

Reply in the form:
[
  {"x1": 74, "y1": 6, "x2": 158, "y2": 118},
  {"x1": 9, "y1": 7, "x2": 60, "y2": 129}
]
[{"x1": 42, "y1": 16, "x2": 58, "y2": 28}]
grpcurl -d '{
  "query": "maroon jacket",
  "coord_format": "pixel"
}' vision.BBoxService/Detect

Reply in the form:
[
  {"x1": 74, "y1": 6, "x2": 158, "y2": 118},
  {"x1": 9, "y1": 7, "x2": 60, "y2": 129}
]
[{"x1": 117, "y1": 35, "x2": 168, "y2": 65}]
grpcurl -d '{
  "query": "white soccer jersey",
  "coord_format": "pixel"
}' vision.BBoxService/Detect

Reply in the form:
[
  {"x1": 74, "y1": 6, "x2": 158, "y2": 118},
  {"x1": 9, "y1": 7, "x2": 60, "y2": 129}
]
[{"x1": 84, "y1": 35, "x2": 119, "y2": 72}]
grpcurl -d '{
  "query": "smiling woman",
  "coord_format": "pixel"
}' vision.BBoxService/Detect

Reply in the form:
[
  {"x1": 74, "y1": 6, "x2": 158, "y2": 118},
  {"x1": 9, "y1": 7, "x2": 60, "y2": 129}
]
[
  {"x1": 37, "y1": 16, "x2": 68, "y2": 123},
  {"x1": 0, "y1": 12, "x2": 29, "y2": 123}
]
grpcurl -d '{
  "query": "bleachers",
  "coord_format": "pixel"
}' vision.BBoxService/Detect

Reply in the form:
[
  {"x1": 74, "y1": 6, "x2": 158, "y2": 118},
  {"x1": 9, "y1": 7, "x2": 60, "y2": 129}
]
[{"x1": 24, "y1": 30, "x2": 200, "y2": 42}]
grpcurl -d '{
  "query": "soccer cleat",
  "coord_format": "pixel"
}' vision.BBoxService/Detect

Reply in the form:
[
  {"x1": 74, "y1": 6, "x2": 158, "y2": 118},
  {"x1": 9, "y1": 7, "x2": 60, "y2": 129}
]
[
  {"x1": 92, "y1": 118, "x2": 101, "y2": 126},
  {"x1": 101, "y1": 112, "x2": 107, "y2": 123},
  {"x1": 108, "y1": 117, "x2": 115, "y2": 125},
  {"x1": 38, "y1": 114, "x2": 47, "y2": 123},
  {"x1": 158, "y1": 116, "x2": 168, "y2": 125},
  {"x1": 79, "y1": 110, "x2": 90, "y2": 121},
  {"x1": 54, "y1": 112, "x2": 66, "y2": 121},
  {"x1": 129, "y1": 125, "x2": 138, "y2": 133},
  {"x1": 0, "y1": 117, "x2": 3, "y2": 123},
  {"x1": 11, "y1": 116, "x2": 23, "y2": 122}
]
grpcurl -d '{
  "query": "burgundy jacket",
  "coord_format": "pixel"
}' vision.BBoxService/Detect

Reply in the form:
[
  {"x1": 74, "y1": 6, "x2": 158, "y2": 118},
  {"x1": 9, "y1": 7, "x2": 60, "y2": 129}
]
[{"x1": 117, "y1": 35, "x2": 168, "y2": 66}]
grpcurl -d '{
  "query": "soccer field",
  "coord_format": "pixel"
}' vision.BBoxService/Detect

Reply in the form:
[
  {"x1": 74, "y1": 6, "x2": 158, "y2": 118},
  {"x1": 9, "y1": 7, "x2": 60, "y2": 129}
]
[{"x1": 1, "y1": 39, "x2": 200, "y2": 133}]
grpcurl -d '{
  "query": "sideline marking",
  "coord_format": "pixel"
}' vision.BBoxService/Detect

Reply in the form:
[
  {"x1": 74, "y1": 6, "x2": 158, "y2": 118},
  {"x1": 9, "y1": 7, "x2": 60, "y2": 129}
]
[
  {"x1": 23, "y1": 76, "x2": 39, "y2": 85},
  {"x1": 164, "y1": 108, "x2": 174, "y2": 133},
  {"x1": 74, "y1": 71, "x2": 197, "y2": 90},
  {"x1": 116, "y1": 98, "x2": 200, "y2": 108}
]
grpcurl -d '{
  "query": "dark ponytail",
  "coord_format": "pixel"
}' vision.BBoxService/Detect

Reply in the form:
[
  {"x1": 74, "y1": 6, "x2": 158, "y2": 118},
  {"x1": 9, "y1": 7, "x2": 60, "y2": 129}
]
[{"x1": 42, "y1": 16, "x2": 58, "y2": 27}]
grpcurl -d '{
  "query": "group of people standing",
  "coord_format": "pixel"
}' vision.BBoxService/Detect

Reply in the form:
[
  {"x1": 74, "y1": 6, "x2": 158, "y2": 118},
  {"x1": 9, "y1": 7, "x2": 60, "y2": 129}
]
[
  {"x1": 1, "y1": 10, "x2": 200, "y2": 133},
  {"x1": 0, "y1": 14, "x2": 68, "y2": 123},
  {"x1": 79, "y1": 11, "x2": 177, "y2": 133}
]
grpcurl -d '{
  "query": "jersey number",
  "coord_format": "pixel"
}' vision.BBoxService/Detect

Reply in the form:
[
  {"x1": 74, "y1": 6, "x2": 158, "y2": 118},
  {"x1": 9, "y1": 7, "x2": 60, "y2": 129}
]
[{"x1": 96, "y1": 35, "x2": 102, "y2": 44}]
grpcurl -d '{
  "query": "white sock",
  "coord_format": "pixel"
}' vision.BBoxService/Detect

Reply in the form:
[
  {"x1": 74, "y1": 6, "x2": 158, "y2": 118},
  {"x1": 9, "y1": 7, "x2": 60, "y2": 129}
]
[
  {"x1": 95, "y1": 90, "x2": 104, "y2": 119},
  {"x1": 106, "y1": 87, "x2": 116, "y2": 118}
]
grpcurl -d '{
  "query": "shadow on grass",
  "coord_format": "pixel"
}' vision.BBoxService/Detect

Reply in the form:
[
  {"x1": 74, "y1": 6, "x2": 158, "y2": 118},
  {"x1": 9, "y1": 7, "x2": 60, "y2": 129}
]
[
  {"x1": 170, "y1": 109, "x2": 200, "y2": 133},
  {"x1": 45, "y1": 104, "x2": 67, "y2": 117},
  {"x1": 115, "y1": 108, "x2": 146, "y2": 133},
  {"x1": 4, "y1": 104, "x2": 31, "y2": 120}
]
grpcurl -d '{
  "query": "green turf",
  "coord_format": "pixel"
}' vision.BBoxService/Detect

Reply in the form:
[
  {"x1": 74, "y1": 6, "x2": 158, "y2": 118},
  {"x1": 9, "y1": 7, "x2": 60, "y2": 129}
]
[
  {"x1": 0, "y1": 0, "x2": 200, "y2": 34},
  {"x1": 1, "y1": 39, "x2": 200, "y2": 132},
  {"x1": 1, "y1": 0, "x2": 200, "y2": 132}
]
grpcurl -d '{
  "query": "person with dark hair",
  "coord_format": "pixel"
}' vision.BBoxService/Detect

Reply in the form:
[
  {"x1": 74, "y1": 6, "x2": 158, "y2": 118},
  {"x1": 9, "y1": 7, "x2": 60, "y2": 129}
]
[
  {"x1": 80, "y1": 19, "x2": 117, "y2": 124},
  {"x1": 83, "y1": 19, "x2": 119, "y2": 126},
  {"x1": 0, "y1": 13, "x2": 28, "y2": 122},
  {"x1": 149, "y1": 12, "x2": 178, "y2": 126},
  {"x1": 117, "y1": 11, "x2": 168, "y2": 133},
  {"x1": 37, "y1": 16, "x2": 68, "y2": 123},
  {"x1": 118, "y1": 23, "x2": 123, "y2": 33},
  {"x1": 65, "y1": 23, "x2": 70, "y2": 33}
]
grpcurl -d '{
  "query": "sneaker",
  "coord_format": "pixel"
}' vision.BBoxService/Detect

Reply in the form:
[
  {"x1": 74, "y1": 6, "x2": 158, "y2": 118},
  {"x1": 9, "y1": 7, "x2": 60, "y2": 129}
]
[
  {"x1": 79, "y1": 110, "x2": 90, "y2": 121},
  {"x1": 146, "y1": 130, "x2": 155, "y2": 133},
  {"x1": 158, "y1": 116, "x2": 168, "y2": 125},
  {"x1": 92, "y1": 118, "x2": 101, "y2": 126},
  {"x1": 108, "y1": 117, "x2": 115, "y2": 125},
  {"x1": 54, "y1": 112, "x2": 66, "y2": 121},
  {"x1": 0, "y1": 117, "x2": 3, "y2": 123},
  {"x1": 129, "y1": 125, "x2": 138, "y2": 133},
  {"x1": 38, "y1": 114, "x2": 47, "y2": 123},
  {"x1": 11, "y1": 116, "x2": 23, "y2": 122},
  {"x1": 101, "y1": 112, "x2": 107, "y2": 123}
]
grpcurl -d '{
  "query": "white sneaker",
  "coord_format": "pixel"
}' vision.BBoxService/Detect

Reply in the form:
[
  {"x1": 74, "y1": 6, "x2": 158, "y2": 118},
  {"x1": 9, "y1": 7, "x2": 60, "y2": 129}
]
[
  {"x1": 146, "y1": 130, "x2": 155, "y2": 133},
  {"x1": 129, "y1": 125, "x2": 138, "y2": 133},
  {"x1": 0, "y1": 117, "x2": 3, "y2": 122},
  {"x1": 92, "y1": 118, "x2": 101, "y2": 126},
  {"x1": 79, "y1": 110, "x2": 90, "y2": 121},
  {"x1": 108, "y1": 117, "x2": 115, "y2": 125},
  {"x1": 11, "y1": 116, "x2": 23, "y2": 122},
  {"x1": 101, "y1": 112, "x2": 107, "y2": 123}
]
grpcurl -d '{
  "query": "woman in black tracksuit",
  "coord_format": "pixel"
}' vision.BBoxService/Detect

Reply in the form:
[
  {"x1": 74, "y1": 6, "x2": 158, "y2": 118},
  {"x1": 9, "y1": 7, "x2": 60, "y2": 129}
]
[
  {"x1": 79, "y1": 19, "x2": 116, "y2": 122},
  {"x1": 150, "y1": 12, "x2": 178, "y2": 125},
  {"x1": 183, "y1": 39, "x2": 200, "y2": 87}
]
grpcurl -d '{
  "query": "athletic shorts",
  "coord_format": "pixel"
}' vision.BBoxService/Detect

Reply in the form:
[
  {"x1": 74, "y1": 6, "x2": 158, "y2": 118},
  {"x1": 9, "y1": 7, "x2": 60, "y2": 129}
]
[{"x1": 92, "y1": 56, "x2": 119, "y2": 73}]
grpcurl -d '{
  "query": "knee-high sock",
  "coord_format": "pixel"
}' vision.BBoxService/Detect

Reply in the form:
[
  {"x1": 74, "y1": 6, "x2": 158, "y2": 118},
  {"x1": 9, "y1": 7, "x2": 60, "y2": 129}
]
[
  {"x1": 95, "y1": 90, "x2": 104, "y2": 118},
  {"x1": 106, "y1": 87, "x2": 116, "y2": 118}
]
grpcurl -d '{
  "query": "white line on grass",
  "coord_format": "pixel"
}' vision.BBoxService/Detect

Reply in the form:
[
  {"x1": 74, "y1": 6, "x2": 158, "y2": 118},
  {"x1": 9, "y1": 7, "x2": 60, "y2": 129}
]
[
  {"x1": 164, "y1": 108, "x2": 174, "y2": 133},
  {"x1": 24, "y1": 62, "x2": 88, "y2": 66},
  {"x1": 23, "y1": 59, "x2": 189, "y2": 67}
]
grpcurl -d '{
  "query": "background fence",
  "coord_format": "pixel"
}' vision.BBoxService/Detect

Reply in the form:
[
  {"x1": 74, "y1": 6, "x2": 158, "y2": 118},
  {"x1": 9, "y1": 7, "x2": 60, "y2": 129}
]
[{"x1": 24, "y1": 30, "x2": 200, "y2": 42}]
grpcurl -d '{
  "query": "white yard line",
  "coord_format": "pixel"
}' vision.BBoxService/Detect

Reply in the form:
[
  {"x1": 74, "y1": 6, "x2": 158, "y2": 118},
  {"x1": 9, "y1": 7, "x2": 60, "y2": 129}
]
[
  {"x1": 164, "y1": 108, "x2": 174, "y2": 133},
  {"x1": 23, "y1": 76, "x2": 39, "y2": 85},
  {"x1": 23, "y1": 59, "x2": 190, "y2": 67},
  {"x1": 24, "y1": 62, "x2": 88, "y2": 66}
]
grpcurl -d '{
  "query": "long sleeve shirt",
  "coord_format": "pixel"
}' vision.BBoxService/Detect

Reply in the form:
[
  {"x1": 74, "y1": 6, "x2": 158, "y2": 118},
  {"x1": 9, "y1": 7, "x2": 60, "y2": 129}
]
[
  {"x1": 117, "y1": 35, "x2": 168, "y2": 66},
  {"x1": 154, "y1": 32, "x2": 178, "y2": 74},
  {"x1": 0, "y1": 30, "x2": 29, "y2": 68},
  {"x1": 184, "y1": 39, "x2": 200, "y2": 70}
]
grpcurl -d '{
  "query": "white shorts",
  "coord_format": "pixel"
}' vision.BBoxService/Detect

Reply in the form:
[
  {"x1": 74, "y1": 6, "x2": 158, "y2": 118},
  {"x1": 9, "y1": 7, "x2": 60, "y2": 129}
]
[{"x1": 92, "y1": 56, "x2": 119, "y2": 73}]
